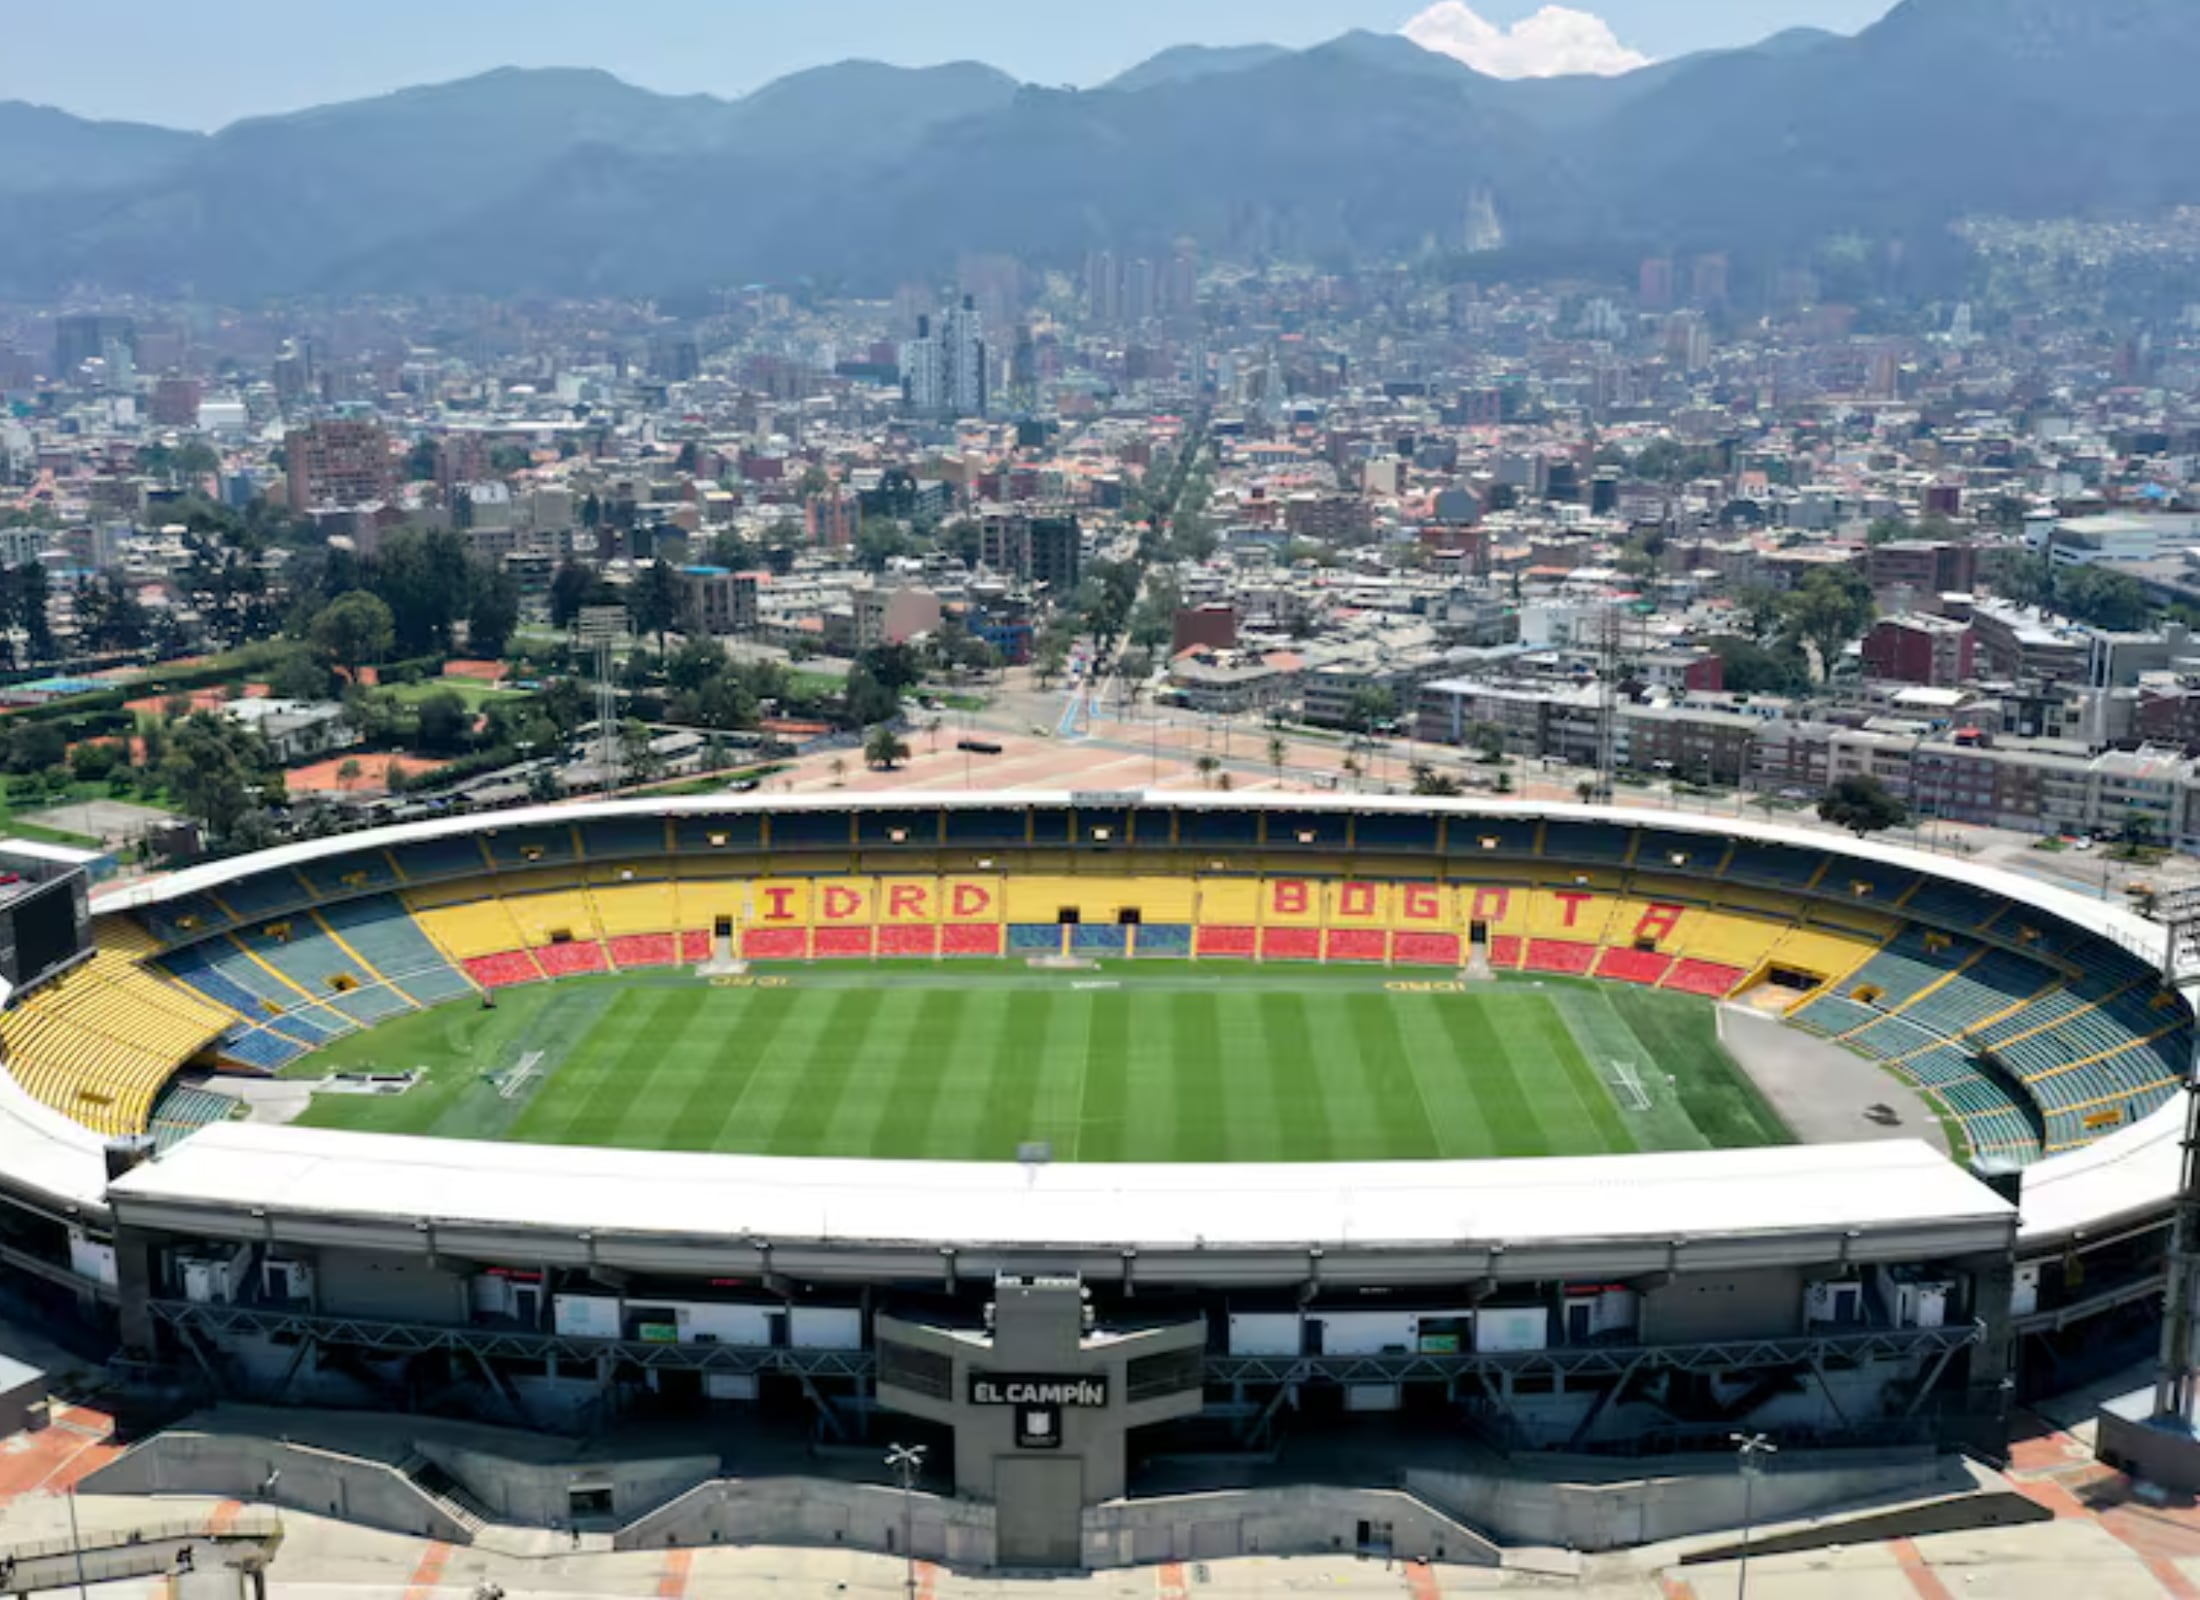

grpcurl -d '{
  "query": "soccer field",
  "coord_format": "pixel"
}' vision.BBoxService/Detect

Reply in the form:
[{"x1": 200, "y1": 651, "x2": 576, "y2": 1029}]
[{"x1": 284, "y1": 964, "x2": 1791, "y2": 1163}]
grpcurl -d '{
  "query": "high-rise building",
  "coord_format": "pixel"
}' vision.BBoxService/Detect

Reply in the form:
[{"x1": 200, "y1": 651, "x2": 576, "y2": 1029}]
[
  {"x1": 1126, "y1": 258, "x2": 1158, "y2": 324},
  {"x1": 1085, "y1": 250, "x2": 1121, "y2": 324},
  {"x1": 285, "y1": 420, "x2": 396, "y2": 513},
  {"x1": 1166, "y1": 244, "x2": 1199, "y2": 322},
  {"x1": 1638, "y1": 257, "x2": 1676, "y2": 312},
  {"x1": 900, "y1": 297, "x2": 987, "y2": 419},
  {"x1": 53, "y1": 314, "x2": 134, "y2": 381},
  {"x1": 805, "y1": 487, "x2": 861, "y2": 549},
  {"x1": 1690, "y1": 253, "x2": 1730, "y2": 308}
]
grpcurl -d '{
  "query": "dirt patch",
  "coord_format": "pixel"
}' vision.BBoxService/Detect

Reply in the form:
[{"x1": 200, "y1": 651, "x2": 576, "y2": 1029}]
[{"x1": 285, "y1": 753, "x2": 442, "y2": 796}]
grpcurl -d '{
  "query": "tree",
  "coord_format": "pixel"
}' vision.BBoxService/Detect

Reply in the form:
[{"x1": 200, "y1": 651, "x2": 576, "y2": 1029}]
[
  {"x1": 550, "y1": 559, "x2": 612, "y2": 628},
  {"x1": 1195, "y1": 753, "x2": 1221, "y2": 790},
  {"x1": 1034, "y1": 631, "x2": 1071, "y2": 691},
  {"x1": 1411, "y1": 763, "x2": 1463, "y2": 797},
  {"x1": 1730, "y1": 583, "x2": 1784, "y2": 642},
  {"x1": 310, "y1": 591, "x2": 396, "y2": 682},
  {"x1": 1709, "y1": 636, "x2": 1812, "y2": 696},
  {"x1": 414, "y1": 689, "x2": 473, "y2": 754},
  {"x1": 865, "y1": 725, "x2": 911, "y2": 770},
  {"x1": 2117, "y1": 809, "x2": 2160, "y2": 859},
  {"x1": 2058, "y1": 566, "x2": 2153, "y2": 633},
  {"x1": 1346, "y1": 686, "x2": 1398, "y2": 735},
  {"x1": 268, "y1": 650, "x2": 336, "y2": 702},
  {"x1": 1780, "y1": 567, "x2": 1875, "y2": 682},
  {"x1": 1463, "y1": 720, "x2": 1506, "y2": 761},
  {"x1": 841, "y1": 665, "x2": 900, "y2": 728},
  {"x1": 855, "y1": 521, "x2": 911, "y2": 574},
  {"x1": 371, "y1": 526, "x2": 472, "y2": 655},
  {"x1": 1996, "y1": 552, "x2": 2055, "y2": 613},
  {"x1": 73, "y1": 572, "x2": 150, "y2": 652},
  {"x1": 15, "y1": 563, "x2": 53, "y2": 664},
  {"x1": 161, "y1": 712, "x2": 281, "y2": 841},
  {"x1": 1341, "y1": 753, "x2": 1363, "y2": 793},
  {"x1": 861, "y1": 642, "x2": 925, "y2": 694},
  {"x1": 467, "y1": 566, "x2": 521, "y2": 658},
  {"x1": 1865, "y1": 515, "x2": 1912, "y2": 547},
  {"x1": 1818, "y1": 775, "x2": 1909, "y2": 837},
  {"x1": 68, "y1": 741, "x2": 120, "y2": 783},
  {"x1": 336, "y1": 758, "x2": 363, "y2": 789},
  {"x1": 1268, "y1": 733, "x2": 1287, "y2": 786},
  {"x1": 628, "y1": 559, "x2": 687, "y2": 656}
]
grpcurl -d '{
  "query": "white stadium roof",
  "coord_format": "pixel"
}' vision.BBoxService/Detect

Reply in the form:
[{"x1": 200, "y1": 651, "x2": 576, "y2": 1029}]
[{"x1": 109, "y1": 1123, "x2": 2014, "y2": 1274}]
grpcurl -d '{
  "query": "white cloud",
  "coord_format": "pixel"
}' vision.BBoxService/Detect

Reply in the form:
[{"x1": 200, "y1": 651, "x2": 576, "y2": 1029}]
[{"x1": 1400, "y1": 2, "x2": 1653, "y2": 79}]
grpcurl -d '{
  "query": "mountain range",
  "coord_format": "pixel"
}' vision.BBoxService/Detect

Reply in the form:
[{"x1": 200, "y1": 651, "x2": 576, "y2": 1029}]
[{"x1": 0, "y1": 0, "x2": 2194, "y2": 302}]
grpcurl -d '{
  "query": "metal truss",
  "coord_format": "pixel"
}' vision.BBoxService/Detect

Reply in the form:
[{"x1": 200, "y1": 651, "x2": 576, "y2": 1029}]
[
  {"x1": 1203, "y1": 1322, "x2": 1982, "y2": 1386},
  {"x1": 150, "y1": 1301, "x2": 874, "y2": 1379},
  {"x1": 156, "y1": 1301, "x2": 1978, "y2": 1388}
]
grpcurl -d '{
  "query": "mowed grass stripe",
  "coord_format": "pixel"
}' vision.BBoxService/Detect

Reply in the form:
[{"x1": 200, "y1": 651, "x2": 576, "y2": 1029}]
[
  {"x1": 1219, "y1": 993, "x2": 1288, "y2": 1162},
  {"x1": 764, "y1": 989, "x2": 890, "y2": 1154},
  {"x1": 611, "y1": 987, "x2": 786, "y2": 1151},
  {"x1": 523, "y1": 987, "x2": 708, "y2": 1145},
  {"x1": 913, "y1": 988, "x2": 1011, "y2": 1157},
  {"x1": 864, "y1": 989, "x2": 971, "y2": 1159},
  {"x1": 1423, "y1": 994, "x2": 1551, "y2": 1158},
  {"x1": 818, "y1": 989, "x2": 941, "y2": 1155},
  {"x1": 1606, "y1": 987, "x2": 1793, "y2": 1147},
  {"x1": 975, "y1": 992, "x2": 1053, "y2": 1160},
  {"x1": 662, "y1": 988, "x2": 801, "y2": 1152},
  {"x1": 1342, "y1": 995, "x2": 1444, "y2": 1161},
  {"x1": 1168, "y1": 993, "x2": 1229, "y2": 1162},
  {"x1": 1029, "y1": 992, "x2": 1096, "y2": 1157},
  {"x1": 1259, "y1": 994, "x2": 1332, "y2": 1162},
  {"x1": 713, "y1": 987, "x2": 865, "y2": 1154},
  {"x1": 1075, "y1": 995, "x2": 1132, "y2": 1162},
  {"x1": 1536, "y1": 990, "x2": 1643, "y2": 1153}
]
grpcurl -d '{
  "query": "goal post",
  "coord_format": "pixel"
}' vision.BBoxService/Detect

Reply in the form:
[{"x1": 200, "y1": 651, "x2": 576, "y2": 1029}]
[{"x1": 1607, "y1": 1059, "x2": 1652, "y2": 1112}]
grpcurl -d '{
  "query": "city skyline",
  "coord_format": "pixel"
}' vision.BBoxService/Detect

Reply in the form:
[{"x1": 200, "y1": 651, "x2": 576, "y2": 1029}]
[{"x1": 4, "y1": 0, "x2": 1900, "y2": 131}]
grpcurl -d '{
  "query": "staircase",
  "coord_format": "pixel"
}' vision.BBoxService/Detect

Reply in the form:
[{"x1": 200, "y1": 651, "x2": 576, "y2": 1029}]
[{"x1": 397, "y1": 1452, "x2": 492, "y2": 1538}]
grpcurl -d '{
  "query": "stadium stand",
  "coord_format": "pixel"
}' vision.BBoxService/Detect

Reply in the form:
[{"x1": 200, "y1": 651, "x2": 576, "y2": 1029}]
[
  {"x1": 69, "y1": 822, "x2": 2187, "y2": 1171},
  {"x1": 0, "y1": 951, "x2": 236, "y2": 1135}
]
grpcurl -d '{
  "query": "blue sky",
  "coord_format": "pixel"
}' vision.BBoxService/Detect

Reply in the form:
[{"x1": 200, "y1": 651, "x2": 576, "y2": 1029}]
[{"x1": 3, "y1": 0, "x2": 1900, "y2": 130}]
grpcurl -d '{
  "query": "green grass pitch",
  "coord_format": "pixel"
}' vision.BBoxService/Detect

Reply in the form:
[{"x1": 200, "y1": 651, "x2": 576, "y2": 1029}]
[{"x1": 283, "y1": 964, "x2": 1792, "y2": 1163}]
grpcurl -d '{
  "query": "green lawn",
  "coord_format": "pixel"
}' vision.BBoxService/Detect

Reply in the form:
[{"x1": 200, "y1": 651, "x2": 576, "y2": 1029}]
[
  {"x1": 382, "y1": 676, "x2": 527, "y2": 710},
  {"x1": 285, "y1": 965, "x2": 1790, "y2": 1163}
]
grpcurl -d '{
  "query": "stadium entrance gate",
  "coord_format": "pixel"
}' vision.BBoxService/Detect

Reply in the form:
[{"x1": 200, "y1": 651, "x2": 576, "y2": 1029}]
[{"x1": 876, "y1": 1274, "x2": 1205, "y2": 1566}]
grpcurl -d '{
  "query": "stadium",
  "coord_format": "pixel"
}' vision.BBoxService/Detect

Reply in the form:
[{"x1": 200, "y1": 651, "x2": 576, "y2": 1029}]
[{"x1": 0, "y1": 793, "x2": 2192, "y2": 1568}]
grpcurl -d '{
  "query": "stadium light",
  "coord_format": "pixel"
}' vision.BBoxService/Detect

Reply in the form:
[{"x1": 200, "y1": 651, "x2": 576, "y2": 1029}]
[
  {"x1": 1730, "y1": 1432, "x2": 1777, "y2": 1600},
  {"x1": 885, "y1": 1442, "x2": 927, "y2": 1600}
]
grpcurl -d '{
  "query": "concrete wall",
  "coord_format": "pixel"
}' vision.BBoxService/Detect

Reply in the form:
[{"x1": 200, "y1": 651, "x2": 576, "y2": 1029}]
[
  {"x1": 82, "y1": 1433, "x2": 471, "y2": 1543},
  {"x1": 315, "y1": 1249, "x2": 468, "y2": 1323},
  {"x1": 1082, "y1": 1487, "x2": 1500, "y2": 1569},
  {"x1": 1641, "y1": 1268, "x2": 1802, "y2": 1343},
  {"x1": 616, "y1": 1478, "x2": 1497, "y2": 1572},
  {"x1": 423, "y1": 1439, "x2": 716, "y2": 1526},
  {"x1": 615, "y1": 1478, "x2": 999, "y2": 1569},
  {"x1": 1404, "y1": 1449, "x2": 1964, "y2": 1552}
]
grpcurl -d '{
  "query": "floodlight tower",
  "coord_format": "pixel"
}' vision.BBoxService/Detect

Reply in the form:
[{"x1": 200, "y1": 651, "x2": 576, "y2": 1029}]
[{"x1": 2150, "y1": 888, "x2": 2200, "y2": 1424}]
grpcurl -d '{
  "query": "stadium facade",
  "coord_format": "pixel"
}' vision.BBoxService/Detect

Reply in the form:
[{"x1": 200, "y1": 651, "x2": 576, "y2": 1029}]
[{"x1": 0, "y1": 795, "x2": 2191, "y2": 1567}]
